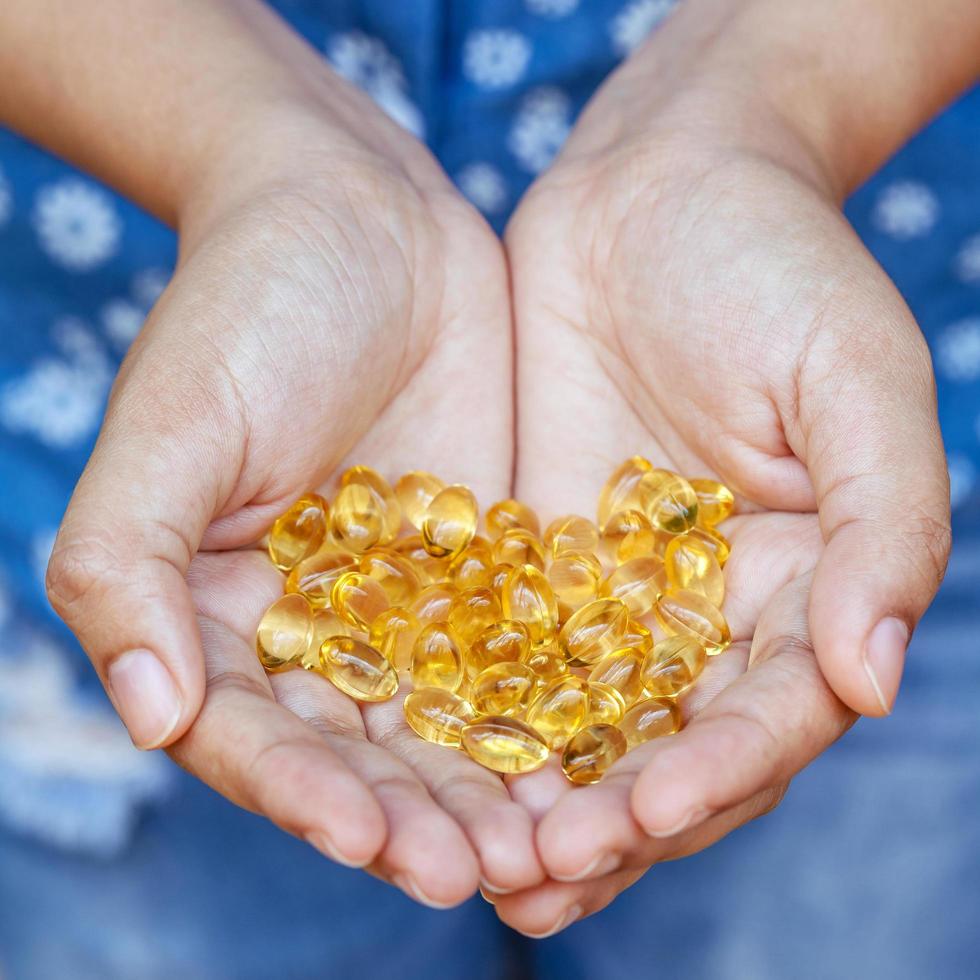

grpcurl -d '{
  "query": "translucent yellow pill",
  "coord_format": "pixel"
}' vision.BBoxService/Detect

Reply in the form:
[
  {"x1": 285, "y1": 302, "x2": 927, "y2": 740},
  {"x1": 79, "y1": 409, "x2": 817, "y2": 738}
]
[
  {"x1": 410, "y1": 621, "x2": 465, "y2": 692},
  {"x1": 619, "y1": 697, "x2": 682, "y2": 749},
  {"x1": 622, "y1": 619, "x2": 654, "y2": 656},
  {"x1": 359, "y1": 547, "x2": 423, "y2": 606},
  {"x1": 392, "y1": 535, "x2": 450, "y2": 584},
  {"x1": 461, "y1": 716, "x2": 549, "y2": 774},
  {"x1": 448, "y1": 586, "x2": 502, "y2": 645},
  {"x1": 548, "y1": 550, "x2": 602, "y2": 617},
  {"x1": 492, "y1": 528, "x2": 547, "y2": 571},
  {"x1": 597, "y1": 456, "x2": 653, "y2": 529},
  {"x1": 369, "y1": 606, "x2": 421, "y2": 671},
  {"x1": 408, "y1": 583, "x2": 457, "y2": 624},
  {"x1": 448, "y1": 542, "x2": 495, "y2": 590},
  {"x1": 267, "y1": 494, "x2": 329, "y2": 572},
  {"x1": 587, "y1": 647, "x2": 646, "y2": 706},
  {"x1": 470, "y1": 662, "x2": 537, "y2": 716},
  {"x1": 285, "y1": 548, "x2": 357, "y2": 607},
  {"x1": 256, "y1": 593, "x2": 313, "y2": 671},
  {"x1": 500, "y1": 564, "x2": 559, "y2": 649},
  {"x1": 689, "y1": 478, "x2": 735, "y2": 527},
  {"x1": 664, "y1": 534, "x2": 725, "y2": 607},
  {"x1": 465, "y1": 619, "x2": 531, "y2": 679},
  {"x1": 403, "y1": 688, "x2": 476, "y2": 746},
  {"x1": 583, "y1": 681, "x2": 626, "y2": 726},
  {"x1": 526, "y1": 676, "x2": 590, "y2": 749},
  {"x1": 598, "y1": 509, "x2": 649, "y2": 560},
  {"x1": 687, "y1": 525, "x2": 731, "y2": 567},
  {"x1": 302, "y1": 608, "x2": 351, "y2": 671},
  {"x1": 617, "y1": 526, "x2": 673, "y2": 564},
  {"x1": 421, "y1": 484, "x2": 478, "y2": 558},
  {"x1": 558, "y1": 597, "x2": 630, "y2": 666},
  {"x1": 641, "y1": 636, "x2": 707, "y2": 698},
  {"x1": 319, "y1": 636, "x2": 399, "y2": 701},
  {"x1": 543, "y1": 515, "x2": 599, "y2": 558},
  {"x1": 654, "y1": 588, "x2": 731, "y2": 655},
  {"x1": 561, "y1": 724, "x2": 628, "y2": 785},
  {"x1": 330, "y1": 571, "x2": 391, "y2": 631},
  {"x1": 601, "y1": 555, "x2": 667, "y2": 617},
  {"x1": 523, "y1": 647, "x2": 569, "y2": 687},
  {"x1": 330, "y1": 482, "x2": 384, "y2": 553},
  {"x1": 641, "y1": 471, "x2": 699, "y2": 534},
  {"x1": 485, "y1": 499, "x2": 541, "y2": 540},
  {"x1": 341, "y1": 465, "x2": 401, "y2": 544},
  {"x1": 394, "y1": 471, "x2": 445, "y2": 530}
]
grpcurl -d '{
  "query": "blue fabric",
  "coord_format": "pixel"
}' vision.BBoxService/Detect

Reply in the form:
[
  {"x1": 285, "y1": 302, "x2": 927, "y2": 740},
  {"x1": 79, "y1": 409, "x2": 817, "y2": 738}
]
[{"x1": 1, "y1": 1, "x2": 978, "y2": 977}]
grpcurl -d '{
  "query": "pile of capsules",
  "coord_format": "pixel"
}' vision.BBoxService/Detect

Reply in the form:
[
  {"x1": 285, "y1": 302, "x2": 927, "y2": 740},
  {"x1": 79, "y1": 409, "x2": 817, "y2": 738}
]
[{"x1": 255, "y1": 458, "x2": 733, "y2": 785}]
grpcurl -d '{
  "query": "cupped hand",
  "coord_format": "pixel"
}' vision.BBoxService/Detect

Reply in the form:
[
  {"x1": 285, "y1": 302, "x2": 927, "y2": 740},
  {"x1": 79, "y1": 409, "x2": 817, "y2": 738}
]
[
  {"x1": 495, "y1": 41, "x2": 950, "y2": 934},
  {"x1": 45, "y1": 86, "x2": 543, "y2": 904}
]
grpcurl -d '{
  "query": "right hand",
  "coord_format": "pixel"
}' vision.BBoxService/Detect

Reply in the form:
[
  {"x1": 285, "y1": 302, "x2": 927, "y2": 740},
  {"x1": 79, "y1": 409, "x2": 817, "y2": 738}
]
[{"x1": 45, "y1": 81, "x2": 543, "y2": 905}]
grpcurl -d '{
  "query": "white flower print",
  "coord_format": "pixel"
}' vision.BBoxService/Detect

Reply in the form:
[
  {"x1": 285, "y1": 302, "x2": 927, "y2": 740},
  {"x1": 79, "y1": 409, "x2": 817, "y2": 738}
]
[
  {"x1": 947, "y1": 454, "x2": 976, "y2": 511},
  {"x1": 33, "y1": 178, "x2": 122, "y2": 271},
  {"x1": 935, "y1": 317, "x2": 980, "y2": 382},
  {"x1": 0, "y1": 165, "x2": 11, "y2": 226},
  {"x1": 327, "y1": 31, "x2": 425, "y2": 138},
  {"x1": 131, "y1": 266, "x2": 170, "y2": 307},
  {"x1": 508, "y1": 87, "x2": 572, "y2": 174},
  {"x1": 101, "y1": 298, "x2": 145, "y2": 349},
  {"x1": 463, "y1": 29, "x2": 532, "y2": 90},
  {"x1": 456, "y1": 163, "x2": 509, "y2": 215},
  {"x1": 526, "y1": 0, "x2": 579, "y2": 17},
  {"x1": 31, "y1": 528, "x2": 57, "y2": 589},
  {"x1": 871, "y1": 180, "x2": 939, "y2": 240},
  {"x1": 610, "y1": 0, "x2": 677, "y2": 56},
  {"x1": 954, "y1": 233, "x2": 980, "y2": 284}
]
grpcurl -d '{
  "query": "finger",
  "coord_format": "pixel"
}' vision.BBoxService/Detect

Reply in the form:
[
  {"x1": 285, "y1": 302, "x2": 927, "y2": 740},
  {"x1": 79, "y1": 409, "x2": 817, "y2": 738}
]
[{"x1": 796, "y1": 311, "x2": 951, "y2": 715}]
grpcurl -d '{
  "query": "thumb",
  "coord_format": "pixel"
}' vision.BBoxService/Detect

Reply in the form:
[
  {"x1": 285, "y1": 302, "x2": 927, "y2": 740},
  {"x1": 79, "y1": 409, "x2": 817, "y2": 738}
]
[
  {"x1": 46, "y1": 368, "x2": 241, "y2": 749},
  {"x1": 800, "y1": 316, "x2": 951, "y2": 717}
]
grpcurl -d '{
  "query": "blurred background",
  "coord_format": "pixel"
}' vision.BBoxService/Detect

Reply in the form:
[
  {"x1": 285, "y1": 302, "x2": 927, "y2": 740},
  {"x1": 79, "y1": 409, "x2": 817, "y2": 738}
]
[{"x1": 1, "y1": 2, "x2": 978, "y2": 977}]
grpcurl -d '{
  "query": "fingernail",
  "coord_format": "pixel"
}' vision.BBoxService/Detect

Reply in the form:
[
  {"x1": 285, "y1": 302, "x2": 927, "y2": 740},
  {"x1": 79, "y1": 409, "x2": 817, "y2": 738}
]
[
  {"x1": 523, "y1": 904, "x2": 582, "y2": 940},
  {"x1": 106, "y1": 649, "x2": 182, "y2": 749},
  {"x1": 863, "y1": 617, "x2": 909, "y2": 715},
  {"x1": 393, "y1": 874, "x2": 458, "y2": 910},
  {"x1": 305, "y1": 832, "x2": 369, "y2": 869},
  {"x1": 479, "y1": 877, "x2": 514, "y2": 896},
  {"x1": 552, "y1": 851, "x2": 620, "y2": 882},
  {"x1": 646, "y1": 806, "x2": 711, "y2": 839},
  {"x1": 478, "y1": 885, "x2": 497, "y2": 904}
]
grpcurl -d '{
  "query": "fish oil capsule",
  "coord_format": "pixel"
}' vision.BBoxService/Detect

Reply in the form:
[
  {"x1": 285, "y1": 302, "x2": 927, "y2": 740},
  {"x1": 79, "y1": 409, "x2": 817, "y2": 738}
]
[
  {"x1": 411, "y1": 621, "x2": 465, "y2": 692},
  {"x1": 619, "y1": 697, "x2": 681, "y2": 749},
  {"x1": 526, "y1": 676, "x2": 590, "y2": 749},
  {"x1": 485, "y1": 499, "x2": 541, "y2": 540},
  {"x1": 587, "y1": 648, "x2": 646, "y2": 706},
  {"x1": 597, "y1": 456, "x2": 654, "y2": 528},
  {"x1": 642, "y1": 471, "x2": 699, "y2": 534},
  {"x1": 448, "y1": 587, "x2": 503, "y2": 645},
  {"x1": 330, "y1": 482, "x2": 384, "y2": 553},
  {"x1": 689, "y1": 478, "x2": 734, "y2": 527},
  {"x1": 654, "y1": 588, "x2": 731, "y2": 655},
  {"x1": 256, "y1": 593, "x2": 314, "y2": 671},
  {"x1": 370, "y1": 606, "x2": 421, "y2": 671},
  {"x1": 330, "y1": 571, "x2": 391, "y2": 631},
  {"x1": 341, "y1": 465, "x2": 401, "y2": 544},
  {"x1": 618, "y1": 526, "x2": 674, "y2": 564},
  {"x1": 394, "y1": 471, "x2": 445, "y2": 530},
  {"x1": 267, "y1": 494, "x2": 329, "y2": 571},
  {"x1": 448, "y1": 542, "x2": 495, "y2": 590},
  {"x1": 302, "y1": 608, "x2": 351, "y2": 670},
  {"x1": 359, "y1": 547, "x2": 423, "y2": 606},
  {"x1": 489, "y1": 562, "x2": 512, "y2": 597},
  {"x1": 392, "y1": 535, "x2": 449, "y2": 584},
  {"x1": 319, "y1": 636, "x2": 399, "y2": 701},
  {"x1": 403, "y1": 688, "x2": 477, "y2": 746},
  {"x1": 409, "y1": 582, "x2": 457, "y2": 624},
  {"x1": 599, "y1": 509, "x2": 649, "y2": 559},
  {"x1": 558, "y1": 597, "x2": 630, "y2": 666},
  {"x1": 461, "y1": 716, "x2": 549, "y2": 774},
  {"x1": 421, "y1": 484, "x2": 478, "y2": 558},
  {"x1": 285, "y1": 548, "x2": 358, "y2": 607},
  {"x1": 500, "y1": 564, "x2": 560, "y2": 649},
  {"x1": 664, "y1": 534, "x2": 725, "y2": 607},
  {"x1": 583, "y1": 681, "x2": 626, "y2": 726},
  {"x1": 470, "y1": 662, "x2": 537, "y2": 716},
  {"x1": 642, "y1": 636, "x2": 706, "y2": 698},
  {"x1": 492, "y1": 528, "x2": 547, "y2": 571},
  {"x1": 465, "y1": 619, "x2": 531, "y2": 679},
  {"x1": 561, "y1": 724, "x2": 628, "y2": 785},
  {"x1": 524, "y1": 647, "x2": 569, "y2": 687},
  {"x1": 544, "y1": 515, "x2": 599, "y2": 558},
  {"x1": 622, "y1": 619, "x2": 653, "y2": 655},
  {"x1": 687, "y1": 525, "x2": 731, "y2": 567},
  {"x1": 548, "y1": 550, "x2": 602, "y2": 617},
  {"x1": 601, "y1": 555, "x2": 668, "y2": 617}
]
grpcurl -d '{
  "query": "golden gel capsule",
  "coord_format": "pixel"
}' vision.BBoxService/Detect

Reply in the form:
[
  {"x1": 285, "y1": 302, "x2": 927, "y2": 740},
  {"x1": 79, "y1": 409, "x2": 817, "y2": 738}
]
[
  {"x1": 558, "y1": 597, "x2": 630, "y2": 666},
  {"x1": 319, "y1": 636, "x2": 399, "y2": 702},
  {"x1": 642, "y1": 471, "x2": 699, "y2": 534},
  {"x1": 448, "y1": 587, "x2": 502, "y2": 646},
  {"x1": 599, "y1": 509, "x2": 649, "y2": 558},
  {"x1": 285, "y1": 548, "x2": 357, "y2": 607},
  {"x1": 421, "y1": 484, "x2": 478, "y2": 558},
  {"x1": 561, "y1": 724, "x2": 628, "y2": 785},
  {"x1": 548, "y1": 550, "x2": 602, "y2": 617},
  {"x1": 583, "y1": 681, "x2": 626, "y2": 726},
  {"x1": 267, "y1": 494, "x2": 329, "y2": 572},
  {"x1": 618, "y1": 526, "x2": 674, "y2": 564},
  {"x1": 664, "y1": 534, "x2": 725, "y2": 607},
  {"x1": 448, "y1": 542, "x2": 495, "y2": 590},
  {"x1": 597, "y1": 456, "x2": 653, "y2": 528},
  {"x1": 601, "y1": 555, "x2": 667, "y2": 617},
  {"x1": 619, "y1": 697, "x2": 682, "y2": 749},
  {"x1": 524, "y1": 647, "x2": 569, "y2": 687},
  {"x1": 500, "y1": 564, "x2": 559, "y2": 649},
  {"x1": 690, "y1": 478, "x2": 734, "y2": 526},
  {"x1": 654, "y1": 588, "x2": 731, "y2": 655},
  {"x1": 392, "y1": 535, "x2": 449, "y2": 584},
  {"x1": 411, "y1": 621, "x2": 465, "y2": 692},
  {"x1": 544, "y1": 515, "x2": 599, "y2": 558},
  {"x1": 394, "y1": 471, "x2": 445, "y2": 530},
  {"x1": 403, "y1": 688, "x2": 477, "y2": 746},
  {"x1": 622, "y1": 619, "x2": 653, "y2": 655},
  {"x1": 587, "y1": 648, "x2": 646, "y2": 707},
  {"x1": 330, "y1": 571, "x2": 391, "y2": 631},
  {"x1": 359, "y1": 547, "x2": 423, "y2": 606},
  {"x1": 492, "y1": 527, "x2": 547, "y2": 571},
  {"x1": 302, "y1": 608, "x2": 351, "y2": 670},
  {"x1": 331, "y1": 482, "x2": 384, "y2": 553},
  {"x1": 642, "y1": 636, "x2": 706, "y2": 698},
  {"x1": 470, "y1": 662, "x2": 537, "y2": 716},
  {"x1": 526, "y1": 676, "x2": 590, "y2": 749},
  {"x1": 687, "y1": 524, "x2": 731, "y2": 568},
  {"x1": 409, "y1": 582, "x2": 457, "y2": 624},
  {"x1": 485, "y1": 499, "x2": 541, "y2": 540},
  {"x1": 257, "y1": 593, "x2": 314, "y2": 671},
  {"x1": 370, "y1": 606, "x2": 421, "y2": 671},
  {"x1": 489, "y1": 562, "x2": 513, "y2": 597},
  {"x1": 341, "y1": 465, "x2": 401, "y2": 544},
  {"x1": 466, "y1": 619, "x2": 531, "y2": 679},
  {"x1": 461, "y1": 716, "x2": 549, "y2": 774}
]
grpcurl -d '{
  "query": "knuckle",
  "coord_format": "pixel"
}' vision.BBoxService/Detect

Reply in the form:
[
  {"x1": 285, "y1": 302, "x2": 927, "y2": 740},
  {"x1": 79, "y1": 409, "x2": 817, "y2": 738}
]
[{"x1": 45, "y1": 536, "x2": 118, "y2": 621}]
